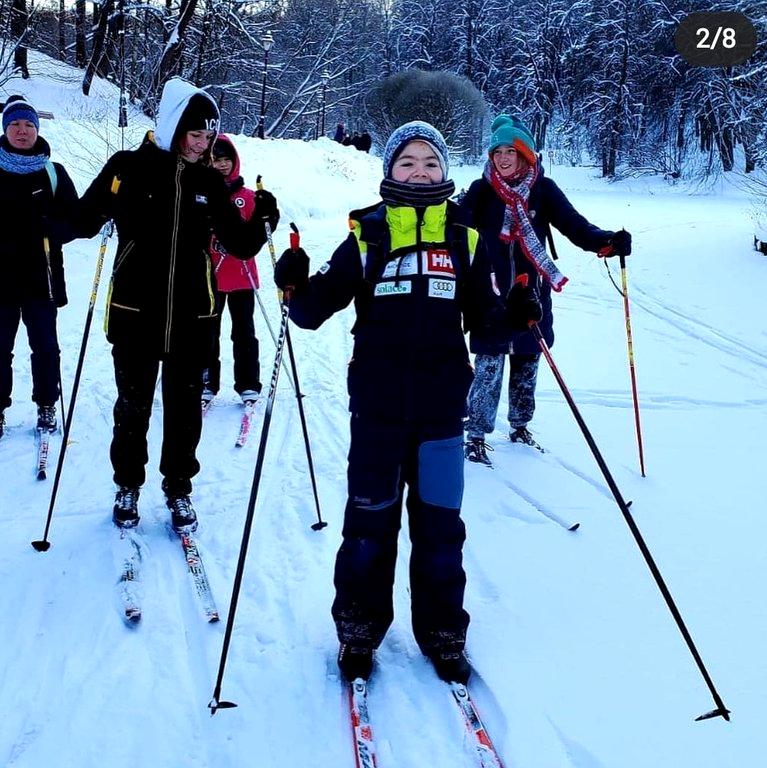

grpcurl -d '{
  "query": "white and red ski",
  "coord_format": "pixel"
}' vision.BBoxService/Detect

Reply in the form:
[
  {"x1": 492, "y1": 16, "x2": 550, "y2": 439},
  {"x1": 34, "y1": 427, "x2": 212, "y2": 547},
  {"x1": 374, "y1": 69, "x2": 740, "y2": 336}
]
[
  {"x1": 35, "y1": 429, "x2": 51, "y2": 480},
  {"x1": 450, "y1": 682, "x2": 505, "y2": 768},
  {"x1": 178, "y1": 532, "x2": 219, "y2": 622},
  {"x1": 116, "y1": 529, "x2": 142, "y2": 624},
  {"x1": 234, "y1": 399, "x2": 258, "y2": 448},
  {"x1": 348, "y1": 679, "x2": 378, "y2": 768}
]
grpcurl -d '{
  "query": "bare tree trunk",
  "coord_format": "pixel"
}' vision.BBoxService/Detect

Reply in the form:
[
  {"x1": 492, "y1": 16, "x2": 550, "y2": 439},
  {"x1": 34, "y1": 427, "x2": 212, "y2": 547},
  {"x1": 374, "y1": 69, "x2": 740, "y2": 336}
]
[
  {"x1": 193, "y1": 0, "x2": 213, "y2": 86},
  {"x1": 11, "y1": 0, "x2": 29, "y2": 79},
  {"x1": 154, "y1": 0, "x2": 199, "y2": 89},
  {"x1": 82, "y1": 0, "x2": 115, "y2": 95},
  {"x1": 59, "y1": 0, "x2": 66, "y2": 61},
  {"x1": 75, "y1": 0, "x2": 86, "y2": 67}
]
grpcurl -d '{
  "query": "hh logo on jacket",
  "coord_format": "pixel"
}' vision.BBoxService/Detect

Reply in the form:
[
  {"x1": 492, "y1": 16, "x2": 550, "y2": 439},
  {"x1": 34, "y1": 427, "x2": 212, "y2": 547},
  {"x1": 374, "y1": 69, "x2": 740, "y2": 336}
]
[{"x1": 424, "y1": 249, "x2": 454, "y2": 276}]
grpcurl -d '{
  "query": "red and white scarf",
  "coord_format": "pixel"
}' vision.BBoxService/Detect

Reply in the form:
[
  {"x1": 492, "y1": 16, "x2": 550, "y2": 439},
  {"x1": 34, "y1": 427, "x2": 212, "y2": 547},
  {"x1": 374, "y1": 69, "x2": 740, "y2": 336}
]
[{"x1": 483, "y1": 160, "x2": 568, "y2": 292}]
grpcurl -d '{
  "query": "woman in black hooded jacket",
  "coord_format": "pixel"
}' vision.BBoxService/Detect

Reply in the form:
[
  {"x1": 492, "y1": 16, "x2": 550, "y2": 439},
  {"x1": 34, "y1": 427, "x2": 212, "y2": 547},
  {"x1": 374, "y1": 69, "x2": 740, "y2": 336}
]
[{"x1": 76, "y1": 78, "x2": 279, "y2": 532}]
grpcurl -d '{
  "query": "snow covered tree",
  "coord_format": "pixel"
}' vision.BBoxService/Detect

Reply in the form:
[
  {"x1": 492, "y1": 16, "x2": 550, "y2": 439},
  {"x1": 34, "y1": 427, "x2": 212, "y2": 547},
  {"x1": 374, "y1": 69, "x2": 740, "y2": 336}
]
[{"x1": 364, "y1": 69, "x2": 487, "y2": 158}]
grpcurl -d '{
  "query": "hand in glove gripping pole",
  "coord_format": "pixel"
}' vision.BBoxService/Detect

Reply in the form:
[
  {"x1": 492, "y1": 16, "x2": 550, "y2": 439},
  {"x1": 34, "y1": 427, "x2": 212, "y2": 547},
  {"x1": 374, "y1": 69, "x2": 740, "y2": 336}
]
[
  {"x1": 274, "y1": 226, "x2": 310, "y2": 293},
  {"x1": 598, "y1": 229, "x2": 632, "y2": 258},
  {"x1": 506, "y1": 274, "x2": 543, "y2": 331},
  {"x1": 256, "y1": 188, "x2": 280, "y2": 232}
]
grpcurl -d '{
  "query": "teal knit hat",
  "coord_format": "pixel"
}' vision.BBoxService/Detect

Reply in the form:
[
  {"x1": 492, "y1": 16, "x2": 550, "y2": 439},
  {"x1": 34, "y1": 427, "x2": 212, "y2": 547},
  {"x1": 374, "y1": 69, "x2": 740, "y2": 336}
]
[{"x1": 487, "y1": 115, "x2": 536, "y2": 166}]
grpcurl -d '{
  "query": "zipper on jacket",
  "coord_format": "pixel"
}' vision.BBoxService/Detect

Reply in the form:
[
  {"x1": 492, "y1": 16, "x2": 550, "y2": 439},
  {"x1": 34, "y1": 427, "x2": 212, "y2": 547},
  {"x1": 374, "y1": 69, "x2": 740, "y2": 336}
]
[
  {"x1": 43, "y1": 236, "x2": 53, "y2": 300},
  {"x1": 113, "y1": 240, "x2": 135, "y2": 274},
  {"x1": 204, "y1": 251, "x2": 215, "y2": 314},
  {"x1": 164, "y1": 159, "x2": 184, "y2": 353}
]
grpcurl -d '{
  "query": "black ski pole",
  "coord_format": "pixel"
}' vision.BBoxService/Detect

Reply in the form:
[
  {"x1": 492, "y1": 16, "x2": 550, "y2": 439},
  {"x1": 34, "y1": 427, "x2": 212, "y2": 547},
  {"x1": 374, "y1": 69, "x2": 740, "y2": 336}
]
[
  {"x1": 529, "y1": 321, "x2": 729, "y2": 721},
  {"x1": 33, "y1": 221, "x2": 114, "y2": 552},
  {"x1": 209, "y1": 223, "x2": 321, "y2": 715},
  {"x1": 258, "y1": 176, "x2": 325, "y2": 532}
]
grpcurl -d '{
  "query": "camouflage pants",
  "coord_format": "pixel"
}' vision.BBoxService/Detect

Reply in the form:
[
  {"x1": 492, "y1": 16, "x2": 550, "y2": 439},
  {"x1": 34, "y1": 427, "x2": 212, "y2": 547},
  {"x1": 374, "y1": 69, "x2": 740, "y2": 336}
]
[{"x1": 466, "y1": 353, "x2": 540, "y2": 438}]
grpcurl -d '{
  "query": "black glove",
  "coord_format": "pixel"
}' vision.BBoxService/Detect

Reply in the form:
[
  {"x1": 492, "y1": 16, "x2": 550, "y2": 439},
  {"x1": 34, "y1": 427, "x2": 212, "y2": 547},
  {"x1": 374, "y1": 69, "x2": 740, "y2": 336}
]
[
  {"x1": 506, "y1": 281, "x2": 543, "y2": 331},
  {"x1": 601, "y1": 229, "x2": 632, "y2": 257},
  {"x1": 274, "y1": 247, "x2": 310, "y2": 291},
  {"x1": 256, "y1": 189, "x2": 280, "y2": 231}
]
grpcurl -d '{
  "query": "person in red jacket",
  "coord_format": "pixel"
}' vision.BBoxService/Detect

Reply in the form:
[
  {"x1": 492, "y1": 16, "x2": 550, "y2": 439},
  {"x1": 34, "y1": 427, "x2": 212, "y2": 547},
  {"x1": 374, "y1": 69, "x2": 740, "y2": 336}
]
[{"x1": 203, "y1": 134, "x2": 278, "y2": 406}]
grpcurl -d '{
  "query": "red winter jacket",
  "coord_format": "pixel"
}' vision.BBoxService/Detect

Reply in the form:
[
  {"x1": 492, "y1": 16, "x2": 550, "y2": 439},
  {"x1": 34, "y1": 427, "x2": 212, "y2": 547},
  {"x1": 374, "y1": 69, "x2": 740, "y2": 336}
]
[{"x1": 209, "y1": 135, "x2": 260, "y2": 291}]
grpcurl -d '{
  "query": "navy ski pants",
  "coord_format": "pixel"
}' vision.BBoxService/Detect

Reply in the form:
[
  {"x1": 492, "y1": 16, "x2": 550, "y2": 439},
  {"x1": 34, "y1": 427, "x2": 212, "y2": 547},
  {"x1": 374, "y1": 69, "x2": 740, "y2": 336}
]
[
  {"x1": 332, "y1": 414, "x2": 470, "y2": 655},
  {"x1": 0, "y1": 300, "x2": 60, "y2": 411}
]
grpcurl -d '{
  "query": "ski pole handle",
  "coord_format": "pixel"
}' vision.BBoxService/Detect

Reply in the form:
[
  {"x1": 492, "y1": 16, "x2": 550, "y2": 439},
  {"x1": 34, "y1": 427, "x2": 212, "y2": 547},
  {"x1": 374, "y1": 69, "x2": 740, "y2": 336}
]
[{"x1": 290, "y1": 222, "x2": 300, "y2": 251}]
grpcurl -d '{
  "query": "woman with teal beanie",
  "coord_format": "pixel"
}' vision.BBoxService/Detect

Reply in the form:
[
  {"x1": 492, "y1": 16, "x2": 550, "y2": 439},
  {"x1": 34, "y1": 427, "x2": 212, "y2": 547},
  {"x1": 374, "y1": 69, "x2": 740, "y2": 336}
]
[{"x1": 460, "y1": 114, "x2": 632, "y2": 463}]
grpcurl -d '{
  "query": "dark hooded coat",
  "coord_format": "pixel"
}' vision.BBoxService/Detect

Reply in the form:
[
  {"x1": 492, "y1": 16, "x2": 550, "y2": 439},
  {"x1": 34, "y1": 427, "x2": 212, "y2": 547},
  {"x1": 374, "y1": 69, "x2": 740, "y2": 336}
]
[{"x1": 76, "y1": 80, "x2": 267, "y2": 356}]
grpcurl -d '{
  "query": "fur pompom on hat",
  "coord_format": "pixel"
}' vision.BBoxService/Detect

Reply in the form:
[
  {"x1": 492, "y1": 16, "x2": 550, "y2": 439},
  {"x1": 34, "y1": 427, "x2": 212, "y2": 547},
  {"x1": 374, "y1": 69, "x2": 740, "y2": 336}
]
[
  {"x1": 488, "y1": 115, "x2": 537, "y2": 166},
  {"x1": 382, "y1": 120, "x2": 449, "y2": 179},
  {"x1": 2, "y1": 95, "x2": 40, "y2": 133}
]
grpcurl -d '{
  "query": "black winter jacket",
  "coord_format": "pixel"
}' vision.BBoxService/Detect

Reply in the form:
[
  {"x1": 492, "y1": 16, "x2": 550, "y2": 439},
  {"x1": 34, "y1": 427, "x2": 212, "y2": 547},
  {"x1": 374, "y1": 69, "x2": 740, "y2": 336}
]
[
  {"x1": 459, "y1": 167, "x2": 612, "y2": 355},
  {"x1": 77, "y1": 133, "x2": 268, "y2": 356},
  {"x1": 288, "y1": 200, "x2": 493, "y2": 422},
  {"x1": 0, "y1": 136, "x2": 79, "y2": 307}
]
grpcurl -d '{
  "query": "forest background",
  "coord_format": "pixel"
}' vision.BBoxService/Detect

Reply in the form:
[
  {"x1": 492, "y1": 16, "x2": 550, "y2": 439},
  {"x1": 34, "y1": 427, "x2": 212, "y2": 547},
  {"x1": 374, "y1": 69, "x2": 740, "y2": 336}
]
[{"x1": 1, "y1": 0, "x2": 765, "y2": 181}]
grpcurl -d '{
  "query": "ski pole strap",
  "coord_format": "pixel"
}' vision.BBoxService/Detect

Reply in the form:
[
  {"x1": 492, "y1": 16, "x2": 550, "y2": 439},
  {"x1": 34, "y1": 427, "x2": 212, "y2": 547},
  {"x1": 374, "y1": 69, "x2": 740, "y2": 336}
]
[{"x1": 545, "y1": 223, "x2": 559, "y2": 260}]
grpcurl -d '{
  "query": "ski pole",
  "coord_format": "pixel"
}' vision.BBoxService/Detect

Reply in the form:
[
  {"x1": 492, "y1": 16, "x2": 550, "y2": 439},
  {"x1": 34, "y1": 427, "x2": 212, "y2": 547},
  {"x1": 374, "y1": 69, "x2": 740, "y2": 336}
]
[
  {"x1": 257, "y1": 177, "x2": 325, "y2": 532},
  {"x1": 600, "y1": 240, "x2": 645, "y2": 476},
  {"x1": 209, "y1": 223, "x2": 324, "y2": 715},
  {"x1": 241, "y1": 260, "x2": 297, "y2": 394},
  {"x1": 32, "y1": 221, "x2": 114, "y2": 552},
  {"x1": 529, "y1": 320, "x2": 729, "y2": 722}
]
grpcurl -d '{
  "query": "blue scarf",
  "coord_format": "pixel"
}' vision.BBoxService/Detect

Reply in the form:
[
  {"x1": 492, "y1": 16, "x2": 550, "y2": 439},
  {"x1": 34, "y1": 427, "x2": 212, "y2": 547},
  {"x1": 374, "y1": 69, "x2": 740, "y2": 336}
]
[{"x1": 0, "y1": 140, "x2": 49, "y2": 175}]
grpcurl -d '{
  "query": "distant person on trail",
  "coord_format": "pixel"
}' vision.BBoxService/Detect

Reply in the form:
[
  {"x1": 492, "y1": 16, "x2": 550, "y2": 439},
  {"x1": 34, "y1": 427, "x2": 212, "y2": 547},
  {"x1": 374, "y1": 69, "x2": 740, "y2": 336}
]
[
  {"x1": 202, "y1": 134, "x2": 279, "y2": 409},
  {"x1": 75, "y1": 78, "x2": 276, "y2": 533},
  {"x1": 333, "y1": 123, "x2": 345, "y2": 143},
  {"x1": 0, "y1": 95, "x2": 79, "y2": 440},
  {"x1": 273, "y1": 120, "x2": 535, "y2": 686},
  {"x1": 459, "y1": 114, "x2": 632, "y2": 464},
  {"x1": 358, "y1": 131, "x2": 372, "y2": 153}
]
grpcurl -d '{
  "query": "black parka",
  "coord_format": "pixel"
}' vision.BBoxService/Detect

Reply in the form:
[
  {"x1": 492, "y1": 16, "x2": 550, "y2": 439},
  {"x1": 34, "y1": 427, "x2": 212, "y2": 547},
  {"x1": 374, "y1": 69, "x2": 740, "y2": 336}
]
[
  {"x1": 0, "y1": 136, "x2": 79, "y2": 307},
  {"x1": 77, "y1": 133, "x2": 267, "y2": 356}
]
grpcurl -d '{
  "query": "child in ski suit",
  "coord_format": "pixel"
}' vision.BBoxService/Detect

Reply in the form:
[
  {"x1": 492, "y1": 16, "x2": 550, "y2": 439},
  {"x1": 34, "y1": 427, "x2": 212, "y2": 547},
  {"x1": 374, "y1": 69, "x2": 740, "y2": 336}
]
[
  {"x1": 75, "y1": 78, "x2": 277, "y2": 532},
  {"x1": 274, "y1": 121, "x2": 536, "y2": 684},
  {"x1": 203, "y1": 135, "x2": 278, "y2": 405},
  {"x1": 460, "y1": 115, "x2": 632, "y2": 463},
  {"x1": 0, "y1": 96, "x2": 79, "y2": 439}
]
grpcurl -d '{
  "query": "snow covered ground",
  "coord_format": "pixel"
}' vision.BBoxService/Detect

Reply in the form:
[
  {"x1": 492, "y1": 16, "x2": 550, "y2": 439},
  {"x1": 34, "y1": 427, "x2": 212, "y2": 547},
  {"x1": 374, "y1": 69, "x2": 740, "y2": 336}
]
[{"x1": 1, "y1": 53, "x2": 766, "y2": 768}]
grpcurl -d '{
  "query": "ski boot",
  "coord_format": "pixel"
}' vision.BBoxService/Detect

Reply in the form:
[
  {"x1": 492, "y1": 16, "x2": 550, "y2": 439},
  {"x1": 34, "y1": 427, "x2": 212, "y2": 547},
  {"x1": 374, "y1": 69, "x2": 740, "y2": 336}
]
[
  {"x1": 36, "y1": 404, "x2": 57, "y2": 433},
  {"x1": 464, "y1": 437, "x2": 493, "y2": 466},
  {"x1": 428, "y1": 649, "x2": 471, "y2": 685},
  {"x1": 167, "y1": 494, "x2": 198, "y2": 533},
  {"x1": 113, "y1": 486, "x2": 140, "y2": 528},
  {"x1": 509, "y1": 426, "x2": 543, "y2": 452},
  {"x1": 338, "y1": 644, "x2": 374, "y2": 682}
]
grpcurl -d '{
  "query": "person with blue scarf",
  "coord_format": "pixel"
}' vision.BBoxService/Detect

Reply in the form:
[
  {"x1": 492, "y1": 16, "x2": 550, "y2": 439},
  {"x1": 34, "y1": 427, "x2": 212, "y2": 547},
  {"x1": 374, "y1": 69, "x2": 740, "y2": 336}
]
[{"x1": 0, "y1": 95, "x2": 79, "y2": 439}]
